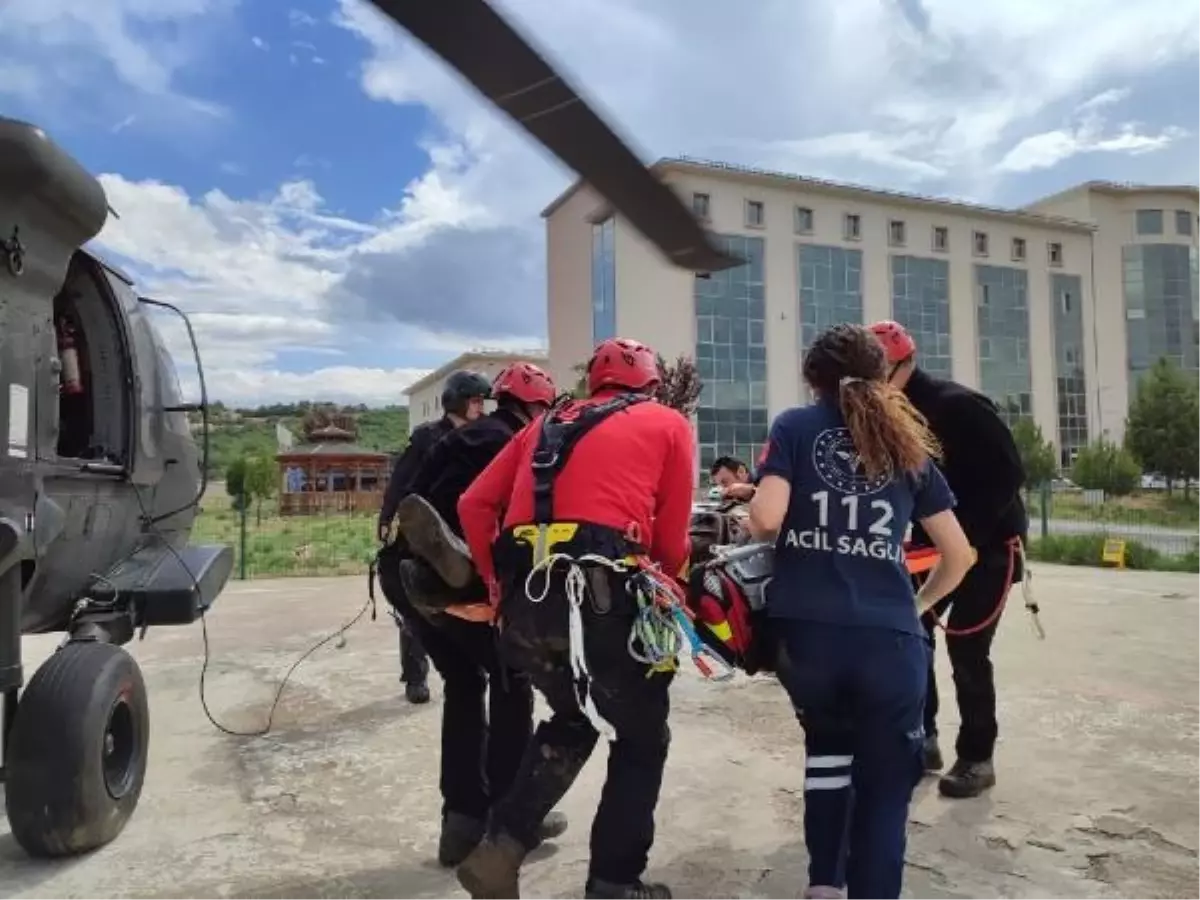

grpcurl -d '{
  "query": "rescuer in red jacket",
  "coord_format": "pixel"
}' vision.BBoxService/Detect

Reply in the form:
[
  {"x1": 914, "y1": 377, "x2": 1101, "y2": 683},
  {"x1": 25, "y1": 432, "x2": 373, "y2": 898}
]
[{"x1": 454, "y1": 338, "x2": 694, "y2": 900}]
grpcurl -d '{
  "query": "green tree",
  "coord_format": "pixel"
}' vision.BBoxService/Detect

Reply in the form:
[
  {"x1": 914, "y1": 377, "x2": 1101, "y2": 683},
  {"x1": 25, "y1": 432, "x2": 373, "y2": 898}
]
[
  {"x1": 243, "y1": 454, "x2": 278, "y2": 525},
  {"x1": 654, "y1": 354, "x2": 704, "y2": 417},
  {"x1": 1009, "y1": 418, "x2": 1058, "y2": 488},
  {"x1": 224, "y1": 456, "x2": 249, "y2": 511},
  {"x1": 1125, "y1": 357, "x2": 1200, "y2": 498},
  {"x1": 1071, "y1": 437, "x2": 1141, "y2": 496}
]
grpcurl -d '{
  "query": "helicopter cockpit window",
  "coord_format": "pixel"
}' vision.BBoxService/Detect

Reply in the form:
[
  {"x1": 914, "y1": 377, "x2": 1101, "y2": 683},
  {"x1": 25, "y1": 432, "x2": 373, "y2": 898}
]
[{"x1": 52, "y1": 257, "x2": 131, "y2": 468}]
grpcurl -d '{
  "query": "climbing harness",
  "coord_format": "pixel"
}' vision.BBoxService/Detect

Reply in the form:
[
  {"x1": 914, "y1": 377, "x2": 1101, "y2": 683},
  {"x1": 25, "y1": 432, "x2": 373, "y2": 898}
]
[
  {"x1": 522, "y1": 551, "x2": 733, "y2": 740},
  {"x1": 928, "y1": 535, "x2": 1044, "y2": 639}
]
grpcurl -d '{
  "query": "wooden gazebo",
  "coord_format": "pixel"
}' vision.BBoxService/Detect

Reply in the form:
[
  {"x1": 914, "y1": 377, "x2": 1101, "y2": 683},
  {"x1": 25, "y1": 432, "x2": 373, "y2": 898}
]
[{"x1": 276, "y1": 424, "x2": 391, "y2": 516}]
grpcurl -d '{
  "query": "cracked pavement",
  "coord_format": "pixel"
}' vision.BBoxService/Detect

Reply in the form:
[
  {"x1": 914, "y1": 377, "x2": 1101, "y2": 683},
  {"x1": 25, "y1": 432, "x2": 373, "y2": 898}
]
[{"x1": 2, "y1": 564, "x2": 1197, "y2": 898}]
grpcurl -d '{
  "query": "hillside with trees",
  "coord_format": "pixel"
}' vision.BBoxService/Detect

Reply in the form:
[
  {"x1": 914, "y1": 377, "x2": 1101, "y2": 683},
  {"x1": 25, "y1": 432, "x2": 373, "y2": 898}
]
[{"x1": 189, "y1": 402, "x2": 409, "y2": 475}]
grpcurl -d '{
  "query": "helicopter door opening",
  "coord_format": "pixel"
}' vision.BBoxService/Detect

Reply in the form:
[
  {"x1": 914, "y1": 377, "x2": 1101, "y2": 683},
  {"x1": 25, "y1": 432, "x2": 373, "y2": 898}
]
[{"x1": 51, "y1": 255, "x2": 132, "y2": 471}]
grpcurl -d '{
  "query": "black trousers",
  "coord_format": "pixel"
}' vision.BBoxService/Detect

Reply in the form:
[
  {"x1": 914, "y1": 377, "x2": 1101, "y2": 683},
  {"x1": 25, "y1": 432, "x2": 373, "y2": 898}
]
[
  {"x1": 378, "y1": 546, "x2": 534, "y2": 820},
  {"x1": 377, "y1": 543, "x2": 430, "y2": 685},
  {"x1": 490, "y1": 568, "x2": 673, "y2": 886},
  {"x1": 921, "y1": 543, "x2": 1020, "y2": 763}
]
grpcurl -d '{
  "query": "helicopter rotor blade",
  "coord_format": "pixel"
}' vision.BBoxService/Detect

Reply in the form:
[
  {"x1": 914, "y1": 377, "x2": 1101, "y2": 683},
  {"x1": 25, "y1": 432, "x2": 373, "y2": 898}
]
[{"x1": 365, "y1": 0, "x2": 743, "y2": 273}]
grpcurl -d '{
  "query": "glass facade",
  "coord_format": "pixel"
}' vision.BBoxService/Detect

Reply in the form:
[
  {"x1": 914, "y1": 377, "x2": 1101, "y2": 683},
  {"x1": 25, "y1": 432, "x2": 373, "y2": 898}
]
[
  {"x1": 798, "y1": 244, "x2": 863, "y2": 353},
  {"x1": 890, "y1": 255, "x2": 951, "y2": 378},
  {"x1": 591, "y1": 217, "x2": 616, "y2": 343},
  {"x1": 1123, "y1": 244, "x2": 1200, "y2": 392},
  {"x1": 974, "y1": 264, "x2": 1032, "y2": 426},
  {"x1": 1051, "y1": 273, "x2": 1088, "y2": 466},
  {"x1": 695, "y1": 234, "x2": 767, "y2": 472}
]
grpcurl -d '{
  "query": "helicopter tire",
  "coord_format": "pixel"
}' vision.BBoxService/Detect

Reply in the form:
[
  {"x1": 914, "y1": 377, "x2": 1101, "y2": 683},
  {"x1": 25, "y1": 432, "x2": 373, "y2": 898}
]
[{"x1": 4, "y1": 641, "x2": 150, "y2": 858}]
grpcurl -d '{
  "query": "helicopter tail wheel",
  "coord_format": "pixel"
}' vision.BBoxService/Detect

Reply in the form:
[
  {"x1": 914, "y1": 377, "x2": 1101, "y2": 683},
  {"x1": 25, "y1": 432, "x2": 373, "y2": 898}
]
[{"x1": 4, "y1": 642, "x2": 150, "y2": 858}]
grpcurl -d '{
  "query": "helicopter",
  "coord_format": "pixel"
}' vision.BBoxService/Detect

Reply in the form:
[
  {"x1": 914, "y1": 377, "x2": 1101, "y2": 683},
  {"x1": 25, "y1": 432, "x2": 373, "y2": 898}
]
[{"x1": 0, "y1": 0, "x2": 740, "y2": 861}]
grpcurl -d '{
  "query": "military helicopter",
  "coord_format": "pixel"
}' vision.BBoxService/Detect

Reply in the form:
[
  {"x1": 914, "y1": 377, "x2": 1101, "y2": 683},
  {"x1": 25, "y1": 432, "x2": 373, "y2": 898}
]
[{"x1": 0, "y1": 0, "x2": 739, "y2": 861}]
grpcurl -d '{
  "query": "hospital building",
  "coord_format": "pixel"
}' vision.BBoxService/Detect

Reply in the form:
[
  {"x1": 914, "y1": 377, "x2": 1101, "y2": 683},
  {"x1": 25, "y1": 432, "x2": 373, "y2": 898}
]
[{"x1": 542, "y1": 159, "x2": 1199, "y2": 472}]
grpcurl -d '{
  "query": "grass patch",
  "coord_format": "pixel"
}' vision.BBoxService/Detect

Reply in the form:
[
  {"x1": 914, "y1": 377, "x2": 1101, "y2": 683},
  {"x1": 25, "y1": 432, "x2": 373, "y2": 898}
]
[
  {"x1": 1027, "y1": 533, "x2": 1200, "y2": 573},
  {"x1": 1031, "y1": 490, "x2": 1200, "y2": 528}
]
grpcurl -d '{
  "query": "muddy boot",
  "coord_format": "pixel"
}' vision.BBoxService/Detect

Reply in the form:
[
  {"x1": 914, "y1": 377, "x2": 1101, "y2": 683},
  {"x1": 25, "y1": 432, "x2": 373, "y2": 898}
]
[
  {"x1": 938, "y1": 758, "x2": 996, "y2": 798},
  {"x1": 399, "y1": 558, "x2": 461, "y2": 617},
  {"x1": 405, "y1": 680, "x2": 431, "y2": 704},
  {"x1": 533, "y1": 810, "x2": 568, "y2": 846},
  {"x1": 922, "y1": 734, "x2": 944, "y2": 772},
  {"x1": 456, "y1": 833, "x2": 526, "y2": 899},
  {"x1": 585, "y1": 878, "x2": 673, "y2": 899},
  {"x1": 395, "y1": 494, "x2": 477, "y2": 588},
  {"x1": 439, "y1": 812, "x2": 487, "y2": 867}
]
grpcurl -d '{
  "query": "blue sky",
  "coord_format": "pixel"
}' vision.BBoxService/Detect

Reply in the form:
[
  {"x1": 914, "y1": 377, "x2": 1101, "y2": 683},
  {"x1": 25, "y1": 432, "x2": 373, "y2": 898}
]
[{"x1": 2, "y1": 0, "x2": 1197, "y2": 406}]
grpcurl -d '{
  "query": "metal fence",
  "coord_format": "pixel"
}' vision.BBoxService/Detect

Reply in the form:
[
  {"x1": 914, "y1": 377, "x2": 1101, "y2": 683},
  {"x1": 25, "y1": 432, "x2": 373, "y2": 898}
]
[{"x1": 191, "y1": 484, "x2": 1199, "y2": 581}]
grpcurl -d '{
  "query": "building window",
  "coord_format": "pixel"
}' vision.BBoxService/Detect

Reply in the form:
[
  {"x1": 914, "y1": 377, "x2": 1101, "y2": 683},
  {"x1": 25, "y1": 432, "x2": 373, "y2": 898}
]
[
  {"x1": 973, "y1": 230, "x2": 989, "y2": 257},
  {"x1": 794, "y1": 206, "x2": 814, "y2": 234},
  {"x1": 799, "y1": 245, "x2": 863, "y2": 367},
  {"x1": 591, "y1": 217, "x2": 616, "y2": 343},
  {"x1": 745, "y1": 200, "x2": 765, "y2": 228},
  {"x1": 888, "y1": 220, "x2": 906, "y2": 247},
  {"x1": 891, "y1": 255, "x2": 952, "y2": 379},
  {"x1": 1048, "y1": 242, "x2": 1063, "y2": 267},
  {"x1": 975, "y1": 264, "x2": 1032, "y2": 428},
  {"x1": 692, "y1": 192, "x2": 710, "y2": 220},
  {"x1": 843, "y1": 213, "x2": 862, "y2": 241},
  {"x1": 1175, "y1": 210, "x2": 1194, "y2": 236},
  {"x1": 1052, "y1": 273, "x2": 1088, "y2": 465},
  {"x1": 1136, "y1": 209, "x2": 1164, "y2": 235},
  {"x1": 695, "y1": 234, "x2": 768, "y2": 475},
  {"x1": 1122, "y1": 243, "x2": 1200, "y2": 392},
  {"x1": 932, "y1": 226, "x2": 949, "y2": 252},
  {"x1": 1011, "y1": 237, "x2": 1026, "y2": 262}
]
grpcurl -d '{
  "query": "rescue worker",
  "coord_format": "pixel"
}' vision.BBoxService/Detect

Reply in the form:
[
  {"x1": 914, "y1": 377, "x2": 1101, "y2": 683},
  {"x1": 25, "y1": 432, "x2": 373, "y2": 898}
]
[
  {"x1": 390, "y1": 362, "x2": 570, "y2": 867},
  {"x1": 376, "y1": 369, "x2": 492, "y2": 704},
  {"x1": 868, "y1": 320, "x2": 1029, "y2": 799},
  {"x1": 748, "y1": 322, "x2": 975, "y2": 900},
  {"x1": 454, "y1": 337, "x2": 694, "y2": 900},
  {"x1": 709, "y1": 455, "x2": 756, "y2": 501}
]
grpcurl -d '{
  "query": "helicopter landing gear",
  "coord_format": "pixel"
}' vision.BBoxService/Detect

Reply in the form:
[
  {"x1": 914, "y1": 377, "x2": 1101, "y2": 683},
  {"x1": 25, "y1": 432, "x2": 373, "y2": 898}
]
[{"x1": 3, "y1": 640, "x2": 149, "y2": 858}]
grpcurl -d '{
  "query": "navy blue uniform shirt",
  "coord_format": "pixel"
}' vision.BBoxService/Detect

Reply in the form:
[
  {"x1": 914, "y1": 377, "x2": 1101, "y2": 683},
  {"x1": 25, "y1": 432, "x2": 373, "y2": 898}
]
[{"x1": 758, "y1": 398, "x2": 956, "y2": 635}]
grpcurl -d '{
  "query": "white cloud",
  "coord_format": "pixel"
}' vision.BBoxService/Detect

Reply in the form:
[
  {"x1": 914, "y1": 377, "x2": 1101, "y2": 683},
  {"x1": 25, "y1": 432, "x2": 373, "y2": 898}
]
[
  {"x1": 251, "y1": 35, "x2": 268, "y2": 50},
  {"x1": 996, "y1": 90, "x2": 1189, "y2": 173}
]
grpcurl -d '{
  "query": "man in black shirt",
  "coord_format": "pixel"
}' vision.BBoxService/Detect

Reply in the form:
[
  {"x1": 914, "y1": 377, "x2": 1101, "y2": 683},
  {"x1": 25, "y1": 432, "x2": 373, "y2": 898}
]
[
  {"x1": 870, "y1": 320, "x2": 1028, "y2": 800},
  {"x1": 392, "y1": 361, "x2": 569, "y2": 868},
  {"x1": 376, "y1": 370, "x2": 492, "y2": 703}
]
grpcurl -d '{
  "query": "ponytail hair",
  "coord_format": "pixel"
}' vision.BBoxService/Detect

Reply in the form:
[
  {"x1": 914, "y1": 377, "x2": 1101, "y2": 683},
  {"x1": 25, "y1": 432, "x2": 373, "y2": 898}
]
[
  {"x1": 803, "y1": 324, "x2": 942, "y2": 480},
  {"x1": 837, "y1": 376, "x2": 941, "y2": 480}
]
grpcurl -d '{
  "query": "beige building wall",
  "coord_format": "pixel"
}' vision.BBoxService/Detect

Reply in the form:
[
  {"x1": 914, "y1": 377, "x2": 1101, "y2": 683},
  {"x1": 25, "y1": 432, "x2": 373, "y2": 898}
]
[
  {"x1": 405, "y1": 351, "x2": 549, "y2": 433},
  {"x1": 545, "y1": 161, "x2": 1109, "y2": 462},
  {"x1": 1027, "y1": 184, "x2": 1199, "y2": 440}
]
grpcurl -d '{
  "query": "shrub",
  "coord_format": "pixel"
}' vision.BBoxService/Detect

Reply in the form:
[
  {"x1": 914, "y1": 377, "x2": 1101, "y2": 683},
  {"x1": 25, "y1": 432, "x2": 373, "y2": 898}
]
[
  {"x1": 1070, "y1": 438, "x2": 1141, "y2": 496},
  {"x1": 1026, "y1": 534, "x2": 1200, "y2": 573}
]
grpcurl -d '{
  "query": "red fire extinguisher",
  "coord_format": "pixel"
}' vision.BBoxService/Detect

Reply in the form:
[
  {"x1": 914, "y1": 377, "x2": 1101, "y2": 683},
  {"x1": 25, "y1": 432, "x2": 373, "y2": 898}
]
[{"x1": 56, "y1": 317, "x2": 84, "y2": 396}]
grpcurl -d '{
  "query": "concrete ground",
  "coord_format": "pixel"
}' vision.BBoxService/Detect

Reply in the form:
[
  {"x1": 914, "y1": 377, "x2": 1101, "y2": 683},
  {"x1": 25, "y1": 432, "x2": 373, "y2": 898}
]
[{"x1": 2, "y1": 564, "x2": 1197, "y2": 899}]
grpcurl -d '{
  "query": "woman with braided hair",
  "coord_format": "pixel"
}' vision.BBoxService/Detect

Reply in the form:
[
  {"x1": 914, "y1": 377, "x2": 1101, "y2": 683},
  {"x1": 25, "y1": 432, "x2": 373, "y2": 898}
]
[{"x1": 748, "y1": 323, "x2": 976, "y2": 900}]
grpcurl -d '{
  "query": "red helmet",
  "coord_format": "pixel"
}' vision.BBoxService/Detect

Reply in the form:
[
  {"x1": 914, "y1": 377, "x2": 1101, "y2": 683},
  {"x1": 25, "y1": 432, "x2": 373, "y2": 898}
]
[
  {"x1": 867, "y1": 320, "x2": 917, "y2": 365},
  {"x1": 492, "y1": 361, "x2": 557, "y2": 405},
  {"x1": 587, "y1": 338, "x2": 660, "y2": 395}
]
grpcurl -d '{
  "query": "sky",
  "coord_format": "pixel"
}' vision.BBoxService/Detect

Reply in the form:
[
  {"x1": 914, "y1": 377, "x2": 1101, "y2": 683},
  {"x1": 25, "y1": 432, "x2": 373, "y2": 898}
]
[{"x1": 2, "y1": 0, "x2": 1197, "y2": 408}]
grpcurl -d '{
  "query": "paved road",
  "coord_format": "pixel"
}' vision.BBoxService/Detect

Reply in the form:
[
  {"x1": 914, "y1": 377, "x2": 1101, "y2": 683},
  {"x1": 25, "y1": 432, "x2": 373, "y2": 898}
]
[
  {"x1": 3, "y1": 566, "x2": 1198, "y2": 899},
  {"x1": 1045, "y1": 518, "x2": 1198, "y2": 556}
]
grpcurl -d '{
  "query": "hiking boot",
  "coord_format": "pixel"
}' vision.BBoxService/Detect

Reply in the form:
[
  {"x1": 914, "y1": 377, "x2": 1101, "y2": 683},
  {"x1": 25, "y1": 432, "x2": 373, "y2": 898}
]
[
  {"x1": 399, "y1": 558, "x2": 459, "y2": 617},
  {"x1": 938, "y1": 758, "x2": 996, "y2": 798},
  {"x1": 922, "y1": 735, "x2": 944, "y2": 772},
  {"x1": 395, "y1": 494, "x2": 476, "y2": 589},
  {"x1": 585, "y1": 878, "x2": 673, "y2": 899},
  {"x1": 534, "y1": 810, "x2": 568, "y2": 845},
  {"x1": 404, "y1": 680, "x2": 431, "y2": 704},
  {"x1": 456, "y1": 832, "x2": 526, "y2": 899},
  {"x1": 439, "y1": 812, "x2": 487, "y2": 867}
]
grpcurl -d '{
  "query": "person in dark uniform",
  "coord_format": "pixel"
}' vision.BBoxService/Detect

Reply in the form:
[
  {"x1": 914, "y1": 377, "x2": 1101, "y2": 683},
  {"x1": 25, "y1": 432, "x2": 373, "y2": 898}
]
[
  {"x1": 390, "y1": 361, "x2": 570, "y2": 868},
  {"x1": 376, "y1": 369, "x2": 492, "y2": 704},
  {"x1": 749, "y1": 323, "x2": 975, "y2": 900},
  {"x1": 869, "y1": 320, "x2": 1029, "y2": 799},
  {"x1": 454, "y1": 338, "x2": 695, "y2": 900}
]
